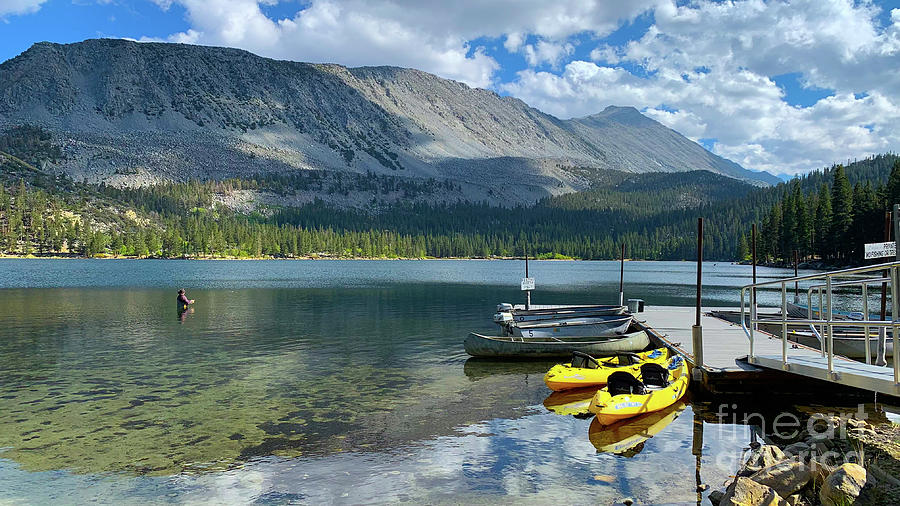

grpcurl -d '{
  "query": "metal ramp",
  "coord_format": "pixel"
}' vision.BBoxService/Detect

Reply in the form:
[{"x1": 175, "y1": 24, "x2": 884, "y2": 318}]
[
  {"x1": 741, "y1": 261, "x2": 900, "y2": 397},
  {"x1": 751, "y1": 354, "x2": 900, "y2": 396}
]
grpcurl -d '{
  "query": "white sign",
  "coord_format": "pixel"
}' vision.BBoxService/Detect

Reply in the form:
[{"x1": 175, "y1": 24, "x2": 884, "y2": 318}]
[
  {"x1": 521, "y1": 277, "x2": 535, "y2": 291},
  {"x1": 865, "y1": 241, "x2": 897, "y2": 260}
]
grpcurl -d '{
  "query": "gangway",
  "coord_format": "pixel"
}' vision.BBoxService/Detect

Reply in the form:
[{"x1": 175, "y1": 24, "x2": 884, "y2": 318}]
[{"x1": 740, "y1": 261, "x2": 900, "y2": 396}]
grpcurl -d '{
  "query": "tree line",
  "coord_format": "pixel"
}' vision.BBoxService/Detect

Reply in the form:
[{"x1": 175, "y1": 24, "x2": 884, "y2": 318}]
[
  {"x1": 755, "y1": 158, "x2": 900, "y2": 265},
  {"x1": 1, "y1": 122, "x2": 897, "y2": 261}
]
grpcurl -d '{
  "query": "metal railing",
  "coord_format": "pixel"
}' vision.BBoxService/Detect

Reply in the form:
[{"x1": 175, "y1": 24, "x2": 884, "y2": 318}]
[{"x1": 739, "y1": 261, "x2": 900, "y2": 385}]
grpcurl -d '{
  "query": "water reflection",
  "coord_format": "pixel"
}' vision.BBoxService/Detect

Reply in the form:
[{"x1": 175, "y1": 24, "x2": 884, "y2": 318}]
[
  {"x1": 588, "y1": 400, "x2": 687, "y2": 457},
  {"x1": 543, "y1": 387, "x2": 601, "y2": 417},
  {"x1": 177, "y1": 306, "x2": 194, "y2": 323},
  {"x1": 0, "y1": 260, "x2": 895, "y2": 504}
]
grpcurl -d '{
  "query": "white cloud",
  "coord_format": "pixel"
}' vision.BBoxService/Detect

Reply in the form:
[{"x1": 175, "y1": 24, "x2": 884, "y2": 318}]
[
  {"x1": 149, "y1": 0, "x2": 657, "y2": 89},
  {"x1": 504, "y1": 0, "x2": 900, "y2": 174},
  {"x1": 522, "y1": 40, "x2": 574, "y2": 68},
  {"x1": 0, "y1": 0, "x2": 46, "y2": 18}
]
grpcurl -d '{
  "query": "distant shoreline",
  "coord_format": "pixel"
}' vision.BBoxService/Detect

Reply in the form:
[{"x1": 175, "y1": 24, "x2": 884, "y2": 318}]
[{"x1": 0, "y1": 254, "x2": 735, "y2": 263}]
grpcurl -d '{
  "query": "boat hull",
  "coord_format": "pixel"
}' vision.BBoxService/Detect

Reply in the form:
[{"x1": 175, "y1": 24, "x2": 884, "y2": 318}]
[
  {"x1": 588, "y1": 357, "x2": 689, "y2": 425},
  {"x1": 463, "y1": 330, "x2": 651, "y2": 358},
  {"x1": 543, "y1": 348, "x2": 669, "y2": 391},
  {"x1": 501, "y1": 305, "x2": 628, "y2": 323},
  {"x1": 508, "y1": 315, "x2": 632, "y2": 338}
]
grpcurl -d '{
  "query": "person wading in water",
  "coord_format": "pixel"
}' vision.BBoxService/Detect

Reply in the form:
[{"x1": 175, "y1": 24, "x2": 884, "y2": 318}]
[
  {"x1": 177, "y1": 289, "x2": 195, "y2": 309},
  {"x1": 177, "y1": 289, "x2": 195, "y2": 323}
]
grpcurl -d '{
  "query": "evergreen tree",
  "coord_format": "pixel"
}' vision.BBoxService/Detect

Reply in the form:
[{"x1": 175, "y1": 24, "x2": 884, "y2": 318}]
[
  {"x1": 885, "y1": 159, "x2": 900, "y2": 209},
  {"x1": 829, "y1": 165, "x2": 853, "y2": 261},
  {"x1": 815, "y1": 184, "x2": 832, "y2": 259}
]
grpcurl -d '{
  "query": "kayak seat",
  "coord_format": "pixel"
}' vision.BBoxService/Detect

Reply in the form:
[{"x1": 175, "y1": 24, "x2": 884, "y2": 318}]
[
  {"x1": 607, "y1": 371, "x2": 646, "y2": 396},
  {"x1": 641, "y1": 363, "x2": 669, "y2": 390},
  {"x1": 570, "y1": 351, "x2": 600, "y2": 369},
  {"x1": 610, "y1": 352, "x2": 642, "y2": 366}
]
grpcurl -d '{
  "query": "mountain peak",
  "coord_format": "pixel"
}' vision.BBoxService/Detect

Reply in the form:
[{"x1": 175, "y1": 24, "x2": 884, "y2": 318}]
[{"x1": 0, "y1": 39, "x2": 777, "y2": 202}]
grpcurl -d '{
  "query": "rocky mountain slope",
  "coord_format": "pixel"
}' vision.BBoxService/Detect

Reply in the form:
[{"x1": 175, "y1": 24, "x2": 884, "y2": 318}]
[{"x1": 0, "y1": 38, "x2": 778, "y2": 204}]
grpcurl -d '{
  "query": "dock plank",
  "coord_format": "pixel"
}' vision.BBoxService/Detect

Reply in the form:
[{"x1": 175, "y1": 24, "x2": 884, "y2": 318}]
[{"x1": 637, "y1": 306, "x2": 823, "y2": 371}]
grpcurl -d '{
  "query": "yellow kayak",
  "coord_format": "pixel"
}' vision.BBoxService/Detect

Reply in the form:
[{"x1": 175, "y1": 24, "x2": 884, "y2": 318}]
[
  {"x1": 588, "y1": 355, "x2": 689, "y2": 425},
  {"x1": 588, "y1": 400, "x2": 687, "y2": 455},
  {"x1": 543, "y1": 348, "x2": 669, "y2": 391},
  {"x1": 542, "y1": 387, "x2": 603, "y2": 417}
]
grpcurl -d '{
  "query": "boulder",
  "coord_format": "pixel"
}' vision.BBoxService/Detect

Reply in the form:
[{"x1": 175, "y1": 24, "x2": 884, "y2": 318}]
[
  {"x1": 819, "y1": 463, "x2": 868, "y2": 506},
  {"x1": 784, "y1": 494, "x2": 806, "y2": 506},
  {"x1": 741, "y1": 445, "x2": 787, "y2": 476},
  {"x1": 783, "y1": 442, "x2": 810, "y2": 458},
  {"x1": 708, "y1": 489, "x2": 725, "y2": 505},
  {"x1": 720, "y1": 477, "x2": 787, "y2": 506},
  {"x1": 750, "y1": 460, "x2": 814, "y2": 498},
  {"x1": 847, "y1": 427, "x2": 877, "y2": 439}
]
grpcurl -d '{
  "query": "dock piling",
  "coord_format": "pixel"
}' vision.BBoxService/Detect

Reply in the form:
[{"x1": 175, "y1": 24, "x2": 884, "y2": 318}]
[
  {"x1": 619, "y1": 243, "x2": 625, "y2": 307},
  {"x1": 524, "y1": 245, "x2": 531, "y2": 310},
  {"x1": 692, "y1": 217, "x2": 704, "y2": 372}
]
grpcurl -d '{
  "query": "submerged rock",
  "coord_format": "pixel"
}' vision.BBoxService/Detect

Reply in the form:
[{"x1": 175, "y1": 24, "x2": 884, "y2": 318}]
[
  {"x1": 750, "y1": 460, "x2": 813, "y2": 498},
  {"x1": 819, "y1": 463, "x2": 868, "y2": 506},
  {"x1": 720, "y1": 477, "x2": 787, "y2": 506}
]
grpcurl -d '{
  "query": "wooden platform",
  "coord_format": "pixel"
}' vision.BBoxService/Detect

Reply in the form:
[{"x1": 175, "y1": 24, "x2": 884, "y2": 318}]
[
  {"x1": 636, "y1": 306, "x2": 897, "y2": 398},
  {"x1": 635, "y1": 306, "x2": 823, "y2": 370}
]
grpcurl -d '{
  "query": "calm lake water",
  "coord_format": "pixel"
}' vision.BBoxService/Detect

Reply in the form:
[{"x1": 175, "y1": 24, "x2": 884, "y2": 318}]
[{"x1": 0, "y1": 259, "x2": 886, "y2": 504}]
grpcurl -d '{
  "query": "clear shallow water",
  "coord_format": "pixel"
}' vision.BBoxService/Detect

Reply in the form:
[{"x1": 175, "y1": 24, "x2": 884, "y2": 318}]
[{"x1": 0, "y1": 259, "x2": 873, "y2": 504}]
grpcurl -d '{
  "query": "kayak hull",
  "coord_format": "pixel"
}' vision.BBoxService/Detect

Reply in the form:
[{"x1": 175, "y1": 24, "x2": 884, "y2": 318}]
[
  {"x1": 588, "y1": 357, "x2": 689, "y2": 425},
  {"x1": 543, "y1": 348, "x2": 669, "y2": 391}
]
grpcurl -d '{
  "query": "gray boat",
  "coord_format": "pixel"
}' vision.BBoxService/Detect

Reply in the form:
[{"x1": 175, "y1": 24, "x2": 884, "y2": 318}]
[
  {"x1": 506, "y1": 314, "x2": 633, "y2": 338},
  {"x1": 495, "y1": 303, "x2": 627, "y2": 321},
  {"x1": 463, "y1": 330, "x2": 651, "y2": 358}
]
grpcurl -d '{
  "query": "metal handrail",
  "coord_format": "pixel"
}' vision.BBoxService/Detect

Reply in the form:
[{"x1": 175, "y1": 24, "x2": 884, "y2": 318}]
[{"x1": 739, "y1": 260, "x2": 900, "y2": 385}]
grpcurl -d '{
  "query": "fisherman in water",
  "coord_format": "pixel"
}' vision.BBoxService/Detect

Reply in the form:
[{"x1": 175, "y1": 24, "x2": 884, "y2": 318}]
[
  {"x1": 177, "y1": 289, "x2": 195, "y2": 309},
  {"x1": 177, "y1": 289, "x2": 195, "y2": 323}
]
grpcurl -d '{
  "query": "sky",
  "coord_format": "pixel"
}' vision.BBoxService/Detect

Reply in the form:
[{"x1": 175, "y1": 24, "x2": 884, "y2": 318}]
[{"x1": 1, "y1": 1, "x2": 900, "y2": 176}]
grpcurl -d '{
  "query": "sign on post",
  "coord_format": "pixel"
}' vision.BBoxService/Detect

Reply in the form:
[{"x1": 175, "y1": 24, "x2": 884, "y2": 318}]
[
  {"x1": 865, "y1": 241, "x2": 897, "y2": 260},
  {"x1": 521, "y1": 277, "x2": 535, "y2": 291}
]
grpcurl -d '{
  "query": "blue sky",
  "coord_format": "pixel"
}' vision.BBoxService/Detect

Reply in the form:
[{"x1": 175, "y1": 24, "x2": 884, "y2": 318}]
[{"x1": 2, "y1": 0, "x2": 900, "y2": 175}]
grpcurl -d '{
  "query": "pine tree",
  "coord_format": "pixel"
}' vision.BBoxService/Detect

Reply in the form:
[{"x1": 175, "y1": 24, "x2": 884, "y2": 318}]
[
  {"x1": 794, "y1": 186, "x2": 811, "y2": 259},
  {"x1": 885, "y1": 160, "x2": 900, "y2": 209},
  {"x1": 829, "y1": 165, "x2": 853, "y2": 261},
  {"x1": 815, "y1": 184, "x2": 832, "y2": 259}
]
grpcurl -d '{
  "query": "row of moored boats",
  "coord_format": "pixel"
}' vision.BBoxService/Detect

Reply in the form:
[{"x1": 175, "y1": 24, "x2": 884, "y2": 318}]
[{"x1": 466, "y1": 302, "x2": 689, "y2": 426}]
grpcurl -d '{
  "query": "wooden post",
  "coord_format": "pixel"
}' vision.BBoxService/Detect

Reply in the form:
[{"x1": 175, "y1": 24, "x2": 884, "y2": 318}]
[
  {"x1": 696, "y1": 217, "x2": 703, "y2": 327},
  {"x1": 793, "y1": 249, "x2": 799, "y2": 301},
  {"x1": 619, "y1": 242, "x2": 625, "y2": 307},
  {"x1": 525, "y1": 245, "x2": 531, "y2": 310},
  {"x1": 692, "y1": 217, "x2": 704, "y2": 370},
  {"x1": 883, "y1": 211, "x2": 891, "y2": 322}
]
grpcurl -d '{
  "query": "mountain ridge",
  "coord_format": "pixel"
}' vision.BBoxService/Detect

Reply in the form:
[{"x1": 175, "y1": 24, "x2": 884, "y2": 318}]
[{"x1": 0, "y1": 38, "x2": 779, "y2": 203}]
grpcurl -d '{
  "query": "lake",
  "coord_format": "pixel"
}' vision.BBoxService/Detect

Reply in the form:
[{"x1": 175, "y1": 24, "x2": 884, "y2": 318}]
[{"x1": 0, "y1": 259, "x2": 881, "y2": 504}]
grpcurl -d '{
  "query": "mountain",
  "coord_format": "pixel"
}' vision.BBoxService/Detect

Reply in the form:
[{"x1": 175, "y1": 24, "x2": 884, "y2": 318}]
[{"x1": 0, "y1": 38, "x2": 777, "y2": 204}]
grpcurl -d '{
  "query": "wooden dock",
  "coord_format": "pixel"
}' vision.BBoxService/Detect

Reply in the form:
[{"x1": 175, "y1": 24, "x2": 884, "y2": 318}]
[{"x1": 636, "y1": 305, "x2": 899, "y2": 398}]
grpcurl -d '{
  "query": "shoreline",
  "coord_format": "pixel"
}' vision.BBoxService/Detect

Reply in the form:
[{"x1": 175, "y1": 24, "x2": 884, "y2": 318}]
[
  {"x1": 710, "y1": 413, "x2": 900, "y2": 505},
  {"x1": 0, "y1": 254, "x2": 738, "y2": 262}
]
